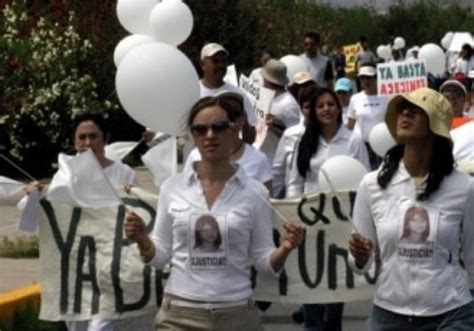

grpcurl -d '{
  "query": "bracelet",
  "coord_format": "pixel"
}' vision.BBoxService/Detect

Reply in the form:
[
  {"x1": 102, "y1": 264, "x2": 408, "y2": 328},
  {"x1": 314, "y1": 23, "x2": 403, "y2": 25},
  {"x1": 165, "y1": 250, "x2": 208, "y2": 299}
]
[{"x1": 138, "y1": 239, "x2": 155, "y2": 257}]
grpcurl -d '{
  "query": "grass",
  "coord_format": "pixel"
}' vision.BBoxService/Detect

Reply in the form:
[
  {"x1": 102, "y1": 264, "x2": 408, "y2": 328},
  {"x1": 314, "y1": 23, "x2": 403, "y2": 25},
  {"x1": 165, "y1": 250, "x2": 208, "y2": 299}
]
[{"x1": 0, "y1": 235, "x2": 39, "y2": 258}]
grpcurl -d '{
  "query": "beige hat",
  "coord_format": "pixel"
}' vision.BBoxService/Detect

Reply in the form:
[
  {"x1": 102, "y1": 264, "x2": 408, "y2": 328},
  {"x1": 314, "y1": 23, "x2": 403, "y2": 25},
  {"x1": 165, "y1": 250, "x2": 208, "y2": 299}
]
[
  {"x1": 200, "y1": 43, "x2": 229, "y2": 60},
  {"x1": 385, "y1": 87, "x2": 453, "y2": 142},
  {"x1": 292, "y1": 71, "x2": 313, "y2": 85},
  {"x1": 262, "y1": 59, "x2": 289, "y2": 87},
  {"x1": 357, "y1": 65, "x2": 377, "y2": 77}
]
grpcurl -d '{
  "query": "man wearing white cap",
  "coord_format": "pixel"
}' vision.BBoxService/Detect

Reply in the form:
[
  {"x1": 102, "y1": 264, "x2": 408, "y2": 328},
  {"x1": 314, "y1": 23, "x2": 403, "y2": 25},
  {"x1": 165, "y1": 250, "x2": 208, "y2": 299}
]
[
  {"x1": 347, "y1": 65, "x2": 389, "y2": 169},
  {"x1": 439, "y1": 79, "x2": 469, "y2": 119},
  {"x1": 260, "y1": 59, "x2": 301, "y2": 163},
  {"x1": 199, "y1": 42, "x2": 257, "y2": 143}
]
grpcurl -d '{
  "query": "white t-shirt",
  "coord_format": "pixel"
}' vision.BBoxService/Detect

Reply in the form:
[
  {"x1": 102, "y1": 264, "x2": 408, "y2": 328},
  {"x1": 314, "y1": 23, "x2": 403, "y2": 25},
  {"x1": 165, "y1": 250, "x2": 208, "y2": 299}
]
[
  {"x1": 286, "y1": 126, "x2": 370, "y2": 197},
  {"x1": 299, "y1": 53, "x2": 331, "y2": 87},
  {"x1": 148, "y1": 166, "x2": 278, "y2": 301},
  {"x1": 347, "y1": 91, "x2": 389, "y2": 141},
  {"x1": 451, "y1": 121, "x2": 474, "y2": 161},
  {"x1": 184, "y1": 144, "x2": 273, "y2": 184},
  {"x1": 259, "y1": 91, "x2": 301, "y2": 164},
  {"x1": 349, "y1": 162, "x2": 474, "y2": 316},
  {"x1": 199, "y1": 81, "x2": 257, "y2": 126}
]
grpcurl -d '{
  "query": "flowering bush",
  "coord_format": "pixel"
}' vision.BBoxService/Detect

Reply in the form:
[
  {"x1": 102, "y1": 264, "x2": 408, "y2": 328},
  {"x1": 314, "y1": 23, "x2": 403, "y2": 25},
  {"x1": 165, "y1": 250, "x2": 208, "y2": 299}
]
[{"x1": 0, "y1": 0, "x2": 117, "y2": 176}]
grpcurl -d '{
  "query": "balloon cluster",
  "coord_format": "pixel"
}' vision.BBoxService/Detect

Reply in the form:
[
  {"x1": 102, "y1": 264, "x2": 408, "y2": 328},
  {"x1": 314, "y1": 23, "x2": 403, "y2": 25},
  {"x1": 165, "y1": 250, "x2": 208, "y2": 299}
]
[
  {"x1": 376, "y1": 36, "x2": 406, "y2": 61},
  {"x1": 115, "y1": 0, "x2": 199, "y2": 135}
]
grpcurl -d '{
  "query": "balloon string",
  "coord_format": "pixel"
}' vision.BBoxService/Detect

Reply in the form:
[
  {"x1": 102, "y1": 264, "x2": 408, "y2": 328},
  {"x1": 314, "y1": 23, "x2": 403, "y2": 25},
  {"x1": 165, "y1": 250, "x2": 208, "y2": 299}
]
[{"x1": 320, "y1": 168, "x2": 361, "y2": 234}]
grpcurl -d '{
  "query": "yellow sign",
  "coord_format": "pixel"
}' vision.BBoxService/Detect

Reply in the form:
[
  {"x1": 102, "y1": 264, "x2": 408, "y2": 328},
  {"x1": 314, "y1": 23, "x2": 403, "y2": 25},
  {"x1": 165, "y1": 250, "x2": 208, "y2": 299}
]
[{"x1": 344, "y1": 43, "x2": 361, "y2": 75}]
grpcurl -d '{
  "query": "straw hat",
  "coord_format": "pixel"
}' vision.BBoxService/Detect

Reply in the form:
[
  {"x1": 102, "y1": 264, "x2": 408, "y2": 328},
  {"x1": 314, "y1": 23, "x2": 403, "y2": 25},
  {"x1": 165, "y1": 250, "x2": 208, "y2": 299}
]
[{"x1": 385, "y1": 87, "x2": 453, "y2": 142}]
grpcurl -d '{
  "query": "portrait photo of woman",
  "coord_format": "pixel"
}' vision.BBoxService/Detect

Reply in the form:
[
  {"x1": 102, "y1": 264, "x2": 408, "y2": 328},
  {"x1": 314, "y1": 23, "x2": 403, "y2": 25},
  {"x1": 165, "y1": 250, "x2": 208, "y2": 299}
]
[
  {"x1": 400, "y1": 206, "x2": 431, "y2": 245},
  {"x1": 193, "y1": 214, "x2": 223, "y2": 253}
]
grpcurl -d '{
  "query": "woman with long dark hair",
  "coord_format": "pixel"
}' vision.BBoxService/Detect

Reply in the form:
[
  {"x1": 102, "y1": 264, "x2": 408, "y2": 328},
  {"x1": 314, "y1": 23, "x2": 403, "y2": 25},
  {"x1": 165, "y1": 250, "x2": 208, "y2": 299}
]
[
  {"x1": 349, "y1": 88, "x2": 474, "y2": 330},
  {"x1": 125, "y1": 95, "x2": 304, "y2": 330},
  {"x1": 286, "y1": 87, "x2": 369, "y2": 197}
]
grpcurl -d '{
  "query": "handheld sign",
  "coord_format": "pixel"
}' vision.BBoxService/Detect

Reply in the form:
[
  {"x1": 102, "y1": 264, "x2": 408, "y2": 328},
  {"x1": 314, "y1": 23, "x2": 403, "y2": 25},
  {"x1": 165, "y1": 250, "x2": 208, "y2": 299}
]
[{"x1": 377, "y1": 59, "x2": 428, "y2": 97}]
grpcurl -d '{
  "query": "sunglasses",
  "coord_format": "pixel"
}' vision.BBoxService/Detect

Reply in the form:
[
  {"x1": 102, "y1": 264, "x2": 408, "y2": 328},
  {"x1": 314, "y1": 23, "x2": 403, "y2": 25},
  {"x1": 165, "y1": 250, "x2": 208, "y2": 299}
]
[
  {"x1": 397, "y1": 102, "x2": 425, "y2": 116},
  {"x1": 190, "y1": 120, "x2": 232, "y2": 136}
]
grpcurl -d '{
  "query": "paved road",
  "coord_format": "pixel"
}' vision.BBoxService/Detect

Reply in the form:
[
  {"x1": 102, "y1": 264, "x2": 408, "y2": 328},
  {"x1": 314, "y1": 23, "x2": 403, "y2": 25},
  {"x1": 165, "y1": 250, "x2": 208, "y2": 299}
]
[{"x1": 0, "y1": 168, "x2": 372, "y2": 329}]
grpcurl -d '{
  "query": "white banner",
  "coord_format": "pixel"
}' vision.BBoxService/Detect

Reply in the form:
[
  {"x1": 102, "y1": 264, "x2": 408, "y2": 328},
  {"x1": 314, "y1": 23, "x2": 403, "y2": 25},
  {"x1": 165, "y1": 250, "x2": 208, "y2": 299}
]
[
  {"x1": 38, "y1": 189, "x2": 377, "y2": 320},
  {"x1": 239, "y1": 74, "x2": 275, "y2": 149},
  {"x1": 377, "y1": 59, "x2": 428, "y2": 97},
  {"x1": 38, "y1": 188, "x2": 160, "y2": 321},
  {"x1": 254, "y1": 192, "x2": 378, "y2": 303}
]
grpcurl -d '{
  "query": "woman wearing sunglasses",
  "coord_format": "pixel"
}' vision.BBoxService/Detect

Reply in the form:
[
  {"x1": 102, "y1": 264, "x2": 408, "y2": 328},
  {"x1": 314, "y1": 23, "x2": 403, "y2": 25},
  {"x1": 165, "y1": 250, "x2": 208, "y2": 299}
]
[
  {"x1": 184, "y1": 92, "x2": 273, "y2": 194},
  {"x1": 125, "y1": 96, "x2": 304, "y2": 330},
  {"x1": 349, "y1": 88, "x2": 474, "y2": 330}
]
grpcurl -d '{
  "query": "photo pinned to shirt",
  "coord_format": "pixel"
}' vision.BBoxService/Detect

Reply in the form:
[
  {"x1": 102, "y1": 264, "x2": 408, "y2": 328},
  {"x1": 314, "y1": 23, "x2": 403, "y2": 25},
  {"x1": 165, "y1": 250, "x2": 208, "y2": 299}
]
[
  {"x1": 189, "y1": 212, "x2": 228, "y2": 270},
  {"x1": 397, "y1": 199, "x2": 439, "y2": 262}
]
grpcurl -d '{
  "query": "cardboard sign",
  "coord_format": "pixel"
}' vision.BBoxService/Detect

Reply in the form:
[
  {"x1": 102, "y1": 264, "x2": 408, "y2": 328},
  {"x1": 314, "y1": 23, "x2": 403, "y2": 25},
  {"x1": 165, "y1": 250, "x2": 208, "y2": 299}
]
[{"x1": 377, "y1": 59, "x2": 428, "y2": 97}]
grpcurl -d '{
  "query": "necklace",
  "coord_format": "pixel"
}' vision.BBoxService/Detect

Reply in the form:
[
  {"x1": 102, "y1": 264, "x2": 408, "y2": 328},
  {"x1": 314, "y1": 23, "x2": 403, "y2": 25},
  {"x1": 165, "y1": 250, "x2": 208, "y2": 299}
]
[{"x1": 230, "y1": 141, "x2": 244, "y2": 155}]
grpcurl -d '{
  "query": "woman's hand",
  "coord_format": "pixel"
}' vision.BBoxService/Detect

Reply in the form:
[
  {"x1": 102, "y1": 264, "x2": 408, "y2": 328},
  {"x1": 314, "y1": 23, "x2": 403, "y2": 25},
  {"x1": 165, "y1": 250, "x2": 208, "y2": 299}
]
[
  {"x1": 348, "y1": 233, "x2": 373, "y2": 269},
  {"x1": 281, "y1": 221, "x2": 305, "y2": 251},
  {"x1": 124, "y1": 212, "x2": 147, "y2": 244}
]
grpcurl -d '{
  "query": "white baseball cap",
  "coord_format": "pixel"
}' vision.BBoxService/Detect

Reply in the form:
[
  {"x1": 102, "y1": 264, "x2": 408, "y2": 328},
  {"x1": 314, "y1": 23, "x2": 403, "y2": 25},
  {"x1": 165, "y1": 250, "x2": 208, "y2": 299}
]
[{"x1": 200, "y1": 43, "x2": 229, "y2": 60}]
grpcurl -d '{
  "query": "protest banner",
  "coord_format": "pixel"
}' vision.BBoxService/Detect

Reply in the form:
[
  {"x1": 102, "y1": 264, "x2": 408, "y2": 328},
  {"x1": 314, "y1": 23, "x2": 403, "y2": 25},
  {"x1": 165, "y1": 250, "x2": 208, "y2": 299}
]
[
  {"x1": 377, "y1": 59, "x2": 428, "y2": 97},
  {"x1": 239, "y1": 74, "x2": 275, "y2": 149},
  {"x1": 37, "y1": 189, "x2": 377, "y2": 320},
  {"x1": 343, "y1": 43, "x2": 360, "y2": 76},
  {"x1": 254, "y1": 192, "x2": 378, "y2": 303},
  {"x1": 37, "y1": 188, "x2": 161, "y2": 321}
]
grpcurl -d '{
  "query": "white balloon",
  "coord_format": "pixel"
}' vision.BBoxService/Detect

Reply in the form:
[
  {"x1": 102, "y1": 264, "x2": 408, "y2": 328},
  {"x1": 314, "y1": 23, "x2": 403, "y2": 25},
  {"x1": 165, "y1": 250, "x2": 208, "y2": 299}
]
[
  {"x1": 394, "y1": 37, "x2": 406, "y2": 49},
  {"x1": 149, "y1": 0, "x2": 193, "y2": 46},
  {"x1": 116, "y1": 42, "x2": 200, "y2": 135},
  {"x1": 441, "y1": 32, "x2": 454, "y2": 49},
  {"x1": 116, "y1": 0, "x2": 159, "y2": 35},
  {"x1": 376, "y1": 45, "x2": 391, "y2": 60},
  {"x1": 418, "y1": 43, "x2": 446, "y2": 75},
  {"x1": 280, "y1": 55, "x2": 307, "y2": 84},
  {"x1": 318, "y1": 155, "x2": 368, "y2": 192},
  {"x1": 368, "y1": 123, "x2": 397, "y2": 158},
  {"x1": 114, "y1": 34, "x2": 154, "y2": 67}
]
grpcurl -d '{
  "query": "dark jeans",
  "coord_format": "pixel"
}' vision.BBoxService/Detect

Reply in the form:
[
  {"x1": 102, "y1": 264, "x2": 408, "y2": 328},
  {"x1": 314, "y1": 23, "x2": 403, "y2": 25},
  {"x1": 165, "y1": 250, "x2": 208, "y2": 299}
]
[
  {"x1": 367, "y1": 302, "x2": 474, "y2": 331},
  {"x1": 303, "y1": 303, "x2": 344, "y2": 331}
]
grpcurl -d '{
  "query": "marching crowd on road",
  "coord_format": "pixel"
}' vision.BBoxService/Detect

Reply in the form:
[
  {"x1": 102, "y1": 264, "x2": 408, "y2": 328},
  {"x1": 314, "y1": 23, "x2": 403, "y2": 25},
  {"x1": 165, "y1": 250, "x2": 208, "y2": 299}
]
[{"x1": 6, "y1": 28, "x2": 474, "y2": 331}]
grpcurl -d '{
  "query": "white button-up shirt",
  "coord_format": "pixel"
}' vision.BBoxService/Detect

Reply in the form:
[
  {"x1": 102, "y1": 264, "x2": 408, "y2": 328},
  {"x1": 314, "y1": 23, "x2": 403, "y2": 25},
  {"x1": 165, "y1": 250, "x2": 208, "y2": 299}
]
[
  {"x1": 272, "y1": 123, "x2": 305, "y2": 197},
  {"x1": 148, "y1": 165, "x2": 278, "y2": 302},
  {"x1": 286, "y1": 125, "x2": 370, "y2": 197},
  {"x1": 349, "y1": 162, "x2": 474, "y2": 316}
]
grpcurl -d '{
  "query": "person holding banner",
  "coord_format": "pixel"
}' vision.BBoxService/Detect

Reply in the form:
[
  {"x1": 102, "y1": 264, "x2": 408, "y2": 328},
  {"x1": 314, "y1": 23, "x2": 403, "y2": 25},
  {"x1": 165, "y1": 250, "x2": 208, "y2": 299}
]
[
  {"x1": 349, "y1": 88, "x2": 474, "y2": 330},
  {"x1": 125, "y1": 95, "x2": 304, "y2": 331},
  {"x1": 286, "y1": 87, "x2": 369, "y2": 198},
  {"x1": 22, "y1": 111, "x2": 157, "y2": 331},
  {"x1": 284, "y1": 87, "x2": 368, "y2": 330},
  {"x1": 184, "y1": 92, "x2": 273, "y2": 193},
  {"x1": 272, "y1": 84, "x2": 318, "y2": 198}
]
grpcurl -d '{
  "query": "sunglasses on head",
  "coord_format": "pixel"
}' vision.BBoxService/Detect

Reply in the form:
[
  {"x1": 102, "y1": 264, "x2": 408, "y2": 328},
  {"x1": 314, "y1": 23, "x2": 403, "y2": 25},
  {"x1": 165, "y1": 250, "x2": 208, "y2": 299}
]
[{"x1": 190, "y1": 120, "x2": 232, "y2": 136}]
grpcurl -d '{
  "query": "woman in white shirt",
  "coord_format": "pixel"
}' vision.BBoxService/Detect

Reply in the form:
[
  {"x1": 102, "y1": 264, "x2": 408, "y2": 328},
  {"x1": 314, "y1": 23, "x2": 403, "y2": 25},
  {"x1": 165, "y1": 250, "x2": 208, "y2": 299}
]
[
  {"x1": 184, "y1": 92, "x2": 273, "y2": 193},
  {"x1": 286, "y1": 88, "x2": 369, "y2": 198},
  {"x1": 125, "y1": 95, "x2": 304, "y2": 331},
  {"x1": 25, "y1": 111, "x2": 151, "y2": 331},
  {"x1": 285, "y1": 87, "x2": 368, "y2": 330},
  {"x1": 349, "y1": 88, "x2": 474, "y2": 330}
]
